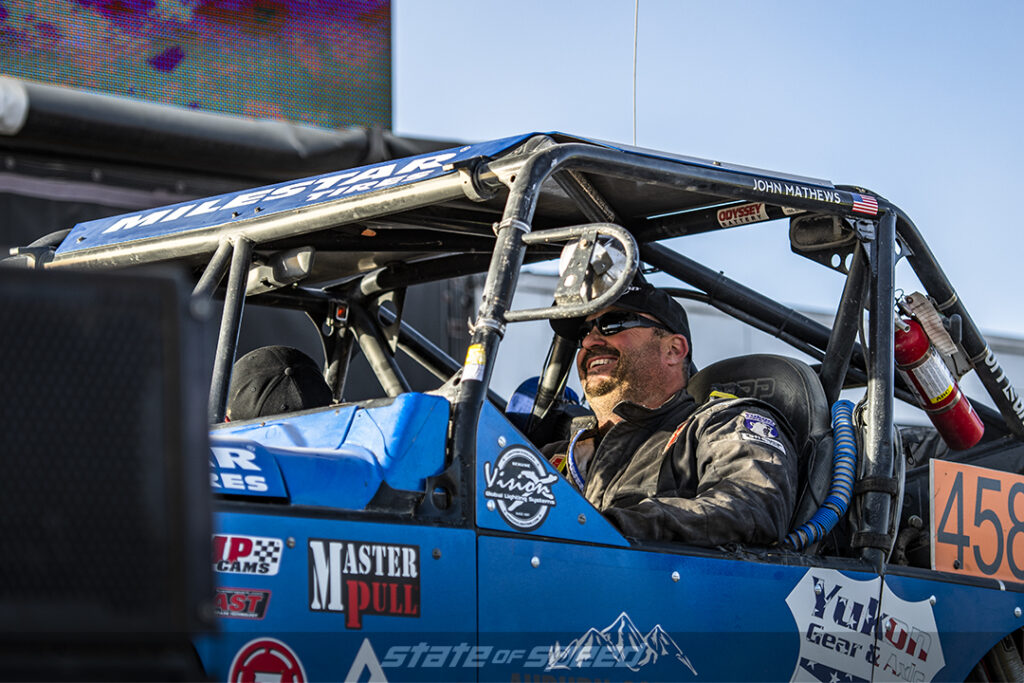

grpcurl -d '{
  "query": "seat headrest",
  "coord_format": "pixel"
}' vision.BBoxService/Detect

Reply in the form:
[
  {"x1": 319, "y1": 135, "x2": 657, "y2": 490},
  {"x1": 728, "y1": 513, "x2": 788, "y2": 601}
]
[{"x1": 688, "y1": 354, "x2": 830, "y2": 445}]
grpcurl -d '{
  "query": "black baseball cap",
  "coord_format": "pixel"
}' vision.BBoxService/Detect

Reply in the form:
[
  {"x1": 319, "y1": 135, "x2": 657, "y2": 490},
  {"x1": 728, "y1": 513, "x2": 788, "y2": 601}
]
[
  {"x1": 226, "y1": 346, "x2": 332, "y2": 421},
  {"x1": 550, "y1": 273, "x2": 690, "y2": 343}
]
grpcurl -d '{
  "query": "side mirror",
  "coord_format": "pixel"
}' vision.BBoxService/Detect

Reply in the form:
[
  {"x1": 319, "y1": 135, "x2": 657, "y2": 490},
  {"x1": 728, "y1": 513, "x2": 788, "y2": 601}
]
[
  {"x1": 504, "y1": 222, "x2": 638, "y2": 324},
  {"x1": 556, "y1": 234, "x2": 629, "y2": 305}
]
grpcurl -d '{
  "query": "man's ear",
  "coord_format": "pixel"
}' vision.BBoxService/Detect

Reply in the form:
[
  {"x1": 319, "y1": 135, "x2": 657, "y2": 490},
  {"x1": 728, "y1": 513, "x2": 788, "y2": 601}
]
[{"x1": 664, "y1": 334, "x2": 689, "y2": 367}]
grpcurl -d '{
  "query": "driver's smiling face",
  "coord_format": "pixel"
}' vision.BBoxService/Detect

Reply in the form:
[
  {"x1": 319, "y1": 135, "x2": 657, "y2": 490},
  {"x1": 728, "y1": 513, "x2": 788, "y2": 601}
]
[{"x1": 576, "y1": 307, "x2": 669, "y2": 402}]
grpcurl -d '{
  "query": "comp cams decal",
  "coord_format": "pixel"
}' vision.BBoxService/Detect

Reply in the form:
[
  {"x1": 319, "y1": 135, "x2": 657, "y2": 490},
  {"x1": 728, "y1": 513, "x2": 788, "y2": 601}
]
[
  {"x1": 786, "y1": 569, "x2": 944, "y2": 682},
  {"x1": 229, "y1": 638, "x2": 306, "y2": 683},
  {"x1": 483, "y1": 446, "x2": 558, "y2": 532},
  {"x1": 214, "y1": 588, "x2": 271, "y2": 620},
  {"x1": 547, "y1": 611, "x2": 697, "y2": 675},
  {"x1": 213, "y1": 534, "x2": 284, "y2": 576},
  {"x1": 308, "y1": 539, "x2": 420, "y2": 629}
]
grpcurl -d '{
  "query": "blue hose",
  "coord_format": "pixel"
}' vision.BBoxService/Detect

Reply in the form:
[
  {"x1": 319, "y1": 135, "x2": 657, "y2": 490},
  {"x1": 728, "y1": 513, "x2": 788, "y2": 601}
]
[{"x1": 785, "y1": 400, "x2": 858, "y2": 550}]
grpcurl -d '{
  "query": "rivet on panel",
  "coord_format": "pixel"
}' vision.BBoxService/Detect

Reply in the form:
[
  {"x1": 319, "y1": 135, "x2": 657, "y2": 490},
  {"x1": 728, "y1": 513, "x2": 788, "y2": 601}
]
[
  {"x1": 432, "y1": 548, "x2": 441, "y2": 560},
  {"x1": 498, "y1": 436, "x2": 506, "y2": 448},
  {"x1": 928, "y1": 595, "x2": 936, "y2": 606},
  {"x1": 671, "y1": 571, "x2": 680, "y2": 583},
  {"x1": 286, "y1": 537, "x2": 296, "y2": 549},
  {"x1": 531, "y1": 556, "x2": 540, "y2": 568},
  {"x1": 486, "y1": 500, "x2": 496, "y2": 511},
  {"x1": 1016, "y1": 607, "x2": 1022, "y2": 618},
  {"x1": 577, "y1": 514, "x2": 586, "y2": 525}
]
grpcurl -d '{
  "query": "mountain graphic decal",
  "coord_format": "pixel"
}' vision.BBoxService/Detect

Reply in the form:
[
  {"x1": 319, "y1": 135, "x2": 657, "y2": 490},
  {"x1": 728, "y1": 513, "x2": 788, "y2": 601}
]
[{"x1": 547, "y1": 611, "x2": 697, "y2": 675}]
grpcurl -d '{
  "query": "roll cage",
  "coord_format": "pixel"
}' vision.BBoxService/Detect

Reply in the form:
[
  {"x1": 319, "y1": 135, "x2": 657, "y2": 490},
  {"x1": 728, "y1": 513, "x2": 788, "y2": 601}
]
[{"x1": 28, "y1": 132, "x2": 1024, "y2": 570}]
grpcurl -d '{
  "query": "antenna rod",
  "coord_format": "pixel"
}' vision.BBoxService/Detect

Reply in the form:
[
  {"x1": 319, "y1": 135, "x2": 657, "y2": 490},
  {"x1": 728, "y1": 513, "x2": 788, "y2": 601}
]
[{"x1": 632, "y1": 0, "x2": 639, "y2": 146}]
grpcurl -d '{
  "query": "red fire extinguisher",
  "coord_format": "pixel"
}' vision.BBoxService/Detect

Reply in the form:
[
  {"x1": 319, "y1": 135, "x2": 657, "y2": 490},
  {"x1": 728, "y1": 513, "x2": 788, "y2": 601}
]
[{"x1": 894, "y1": 318, "x2": 984, "y2": 450}]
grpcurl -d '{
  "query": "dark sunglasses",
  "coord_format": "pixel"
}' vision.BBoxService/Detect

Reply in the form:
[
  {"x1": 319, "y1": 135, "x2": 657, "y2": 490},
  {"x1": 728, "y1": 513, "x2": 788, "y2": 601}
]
[{"x1": 576, "y1": 311, "x2": 671, "y2": 341}]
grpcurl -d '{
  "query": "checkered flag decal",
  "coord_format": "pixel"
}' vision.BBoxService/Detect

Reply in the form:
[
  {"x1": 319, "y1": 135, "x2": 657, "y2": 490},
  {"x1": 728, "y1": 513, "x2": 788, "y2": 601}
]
[{"x1": 253, "y1": 538, "x2": 283, "y2": 571}]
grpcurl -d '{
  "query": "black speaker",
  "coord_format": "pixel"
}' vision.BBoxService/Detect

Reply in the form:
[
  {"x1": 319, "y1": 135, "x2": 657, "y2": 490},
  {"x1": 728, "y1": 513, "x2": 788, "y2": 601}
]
[{"x1": 0, "y1": 265, "x2": 213, "y2": 679}]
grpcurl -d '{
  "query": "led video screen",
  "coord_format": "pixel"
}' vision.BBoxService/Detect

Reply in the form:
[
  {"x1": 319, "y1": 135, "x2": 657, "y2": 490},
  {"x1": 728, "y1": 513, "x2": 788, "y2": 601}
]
[{"x1": 0, "y1": 0, "x2": 391, "y2": 129}]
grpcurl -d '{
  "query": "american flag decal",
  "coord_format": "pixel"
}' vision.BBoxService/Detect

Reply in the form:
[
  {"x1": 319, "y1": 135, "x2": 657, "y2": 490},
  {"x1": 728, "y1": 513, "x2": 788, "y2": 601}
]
[{"x1": 851, "y1": 192, "x2": 878, "y2": 216}]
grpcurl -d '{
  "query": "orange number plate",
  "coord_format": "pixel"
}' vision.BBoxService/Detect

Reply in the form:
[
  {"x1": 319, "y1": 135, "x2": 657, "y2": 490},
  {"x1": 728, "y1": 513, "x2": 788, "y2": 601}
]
[{"x1": 931, "y1": 459, "x2": 1024, "y2": 582}]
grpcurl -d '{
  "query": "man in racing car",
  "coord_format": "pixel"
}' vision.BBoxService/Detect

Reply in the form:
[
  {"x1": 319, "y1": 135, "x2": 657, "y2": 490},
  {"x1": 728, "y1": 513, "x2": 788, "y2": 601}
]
[{"x1": 544, "y1": 276, "x2": 798, "y2": 547}]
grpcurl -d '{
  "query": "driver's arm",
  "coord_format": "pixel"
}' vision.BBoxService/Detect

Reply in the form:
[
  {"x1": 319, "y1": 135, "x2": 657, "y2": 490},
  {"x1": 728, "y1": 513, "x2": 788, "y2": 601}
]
[{"x1": 603, "y1": 399, "x2": 798, "y2": 547}]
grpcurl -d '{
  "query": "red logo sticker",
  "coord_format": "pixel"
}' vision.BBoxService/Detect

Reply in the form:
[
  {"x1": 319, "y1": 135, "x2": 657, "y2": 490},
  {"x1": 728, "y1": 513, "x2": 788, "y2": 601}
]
[
  {"x1": 228, "y1": 638, "x2": 306, "y2": 683},
  {"x1": 215, "y1": 588, "x2": 270, "y2": 619}
]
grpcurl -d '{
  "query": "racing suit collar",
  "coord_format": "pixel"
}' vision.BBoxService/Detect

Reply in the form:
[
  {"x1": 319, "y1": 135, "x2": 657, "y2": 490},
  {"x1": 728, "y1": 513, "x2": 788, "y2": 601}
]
[{"x1": 611, "y1": 389, "x2": 697, "y2": 425}]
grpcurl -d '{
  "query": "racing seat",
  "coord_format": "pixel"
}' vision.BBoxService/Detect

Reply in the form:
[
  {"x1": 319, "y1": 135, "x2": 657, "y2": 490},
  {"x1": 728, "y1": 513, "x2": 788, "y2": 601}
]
[{"x1": 687, "y1": 354, "x2": 835, "y2": 549}]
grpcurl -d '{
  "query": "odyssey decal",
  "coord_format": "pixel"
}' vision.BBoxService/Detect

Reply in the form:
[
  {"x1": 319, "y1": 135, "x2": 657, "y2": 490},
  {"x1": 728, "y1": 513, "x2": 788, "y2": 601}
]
[
  {"x1": 717, "y1": 202, "x2": 769, "y2": 227},
  {"x1": 214, "y1": 587, "x2": 270, "y2": 620},
  {"x1": 548, "y1": 612, "x2": 697, "y2": 675},
  {"x1": 483, "y1": 446, "x2": 558, "y2": 531},
  {"x1": 786, "y1": 569, "x2": 944, "y2": 682},
  {"x1": 213, "y1": 534, "x2": 283, "y2": 576},
  {"x1": 229, "y1": 638, "x2": 306, "y2": 683},
  {"x1": 308, "y1": 539, "x2": 420, "y2": 629}
]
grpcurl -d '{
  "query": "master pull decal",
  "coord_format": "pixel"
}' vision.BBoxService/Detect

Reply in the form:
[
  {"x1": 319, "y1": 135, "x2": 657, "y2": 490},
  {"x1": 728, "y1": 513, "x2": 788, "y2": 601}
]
[
  {"x1": 786, "y1": 569, "x2": 945, "y2": 682},
  {"x1": 484, "y1": 446, "x2": 558, "y2": 531},
  {"x1": 308, "y1": 539, "x2": 420, "y2": 629}
]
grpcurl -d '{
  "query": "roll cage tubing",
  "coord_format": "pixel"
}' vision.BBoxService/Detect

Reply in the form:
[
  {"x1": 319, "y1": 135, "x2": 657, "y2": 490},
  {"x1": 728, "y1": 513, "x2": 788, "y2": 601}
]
[
  {"x1": 71, "y1": 137, "x2": 1020, "y2": 547},
  {"x1": 451, "y1": 141, "x2": 1024, "y2": 565}
]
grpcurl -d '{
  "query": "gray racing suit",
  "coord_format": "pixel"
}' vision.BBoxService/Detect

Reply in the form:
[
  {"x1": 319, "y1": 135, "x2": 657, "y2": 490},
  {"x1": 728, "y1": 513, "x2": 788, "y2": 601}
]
[{"x1": 544, "y1": 390, "x2": 798, "y2": 547}]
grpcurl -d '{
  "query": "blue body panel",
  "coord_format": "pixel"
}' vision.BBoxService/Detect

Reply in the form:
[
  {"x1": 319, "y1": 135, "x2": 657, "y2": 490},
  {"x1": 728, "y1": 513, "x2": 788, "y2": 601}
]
[
  {"x1": 209, "y1": 438, "x2": 289, "y2": 499},
  {"x1": 211, "y1": 394, "x2": 449, "y2": 509},
  {"x1": 195, "y1": 391, "x2": 1024, "y2": 680},
  {"x1": 197, "y1": 512, "x2": 477, "y2": 682}
]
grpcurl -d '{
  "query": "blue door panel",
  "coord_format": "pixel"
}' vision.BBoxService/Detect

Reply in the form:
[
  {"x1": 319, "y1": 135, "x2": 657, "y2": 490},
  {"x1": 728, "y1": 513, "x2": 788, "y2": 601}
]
[
  {"x1": 476, "y1": 535, "x2": 878, "y2": 681},
  {"x1": 881, "y1": 570, "x2": 1024, "y2": 681}
]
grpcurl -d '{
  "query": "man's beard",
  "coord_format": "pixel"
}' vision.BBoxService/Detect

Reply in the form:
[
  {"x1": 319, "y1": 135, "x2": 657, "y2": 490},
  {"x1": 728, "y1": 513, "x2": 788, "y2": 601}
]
[
  {"x1": 582, "y1": 348, "x2": 629, "y2": 398},
  {"x1": 580, "y1": 340, "x2": 660, "y2": 404}
]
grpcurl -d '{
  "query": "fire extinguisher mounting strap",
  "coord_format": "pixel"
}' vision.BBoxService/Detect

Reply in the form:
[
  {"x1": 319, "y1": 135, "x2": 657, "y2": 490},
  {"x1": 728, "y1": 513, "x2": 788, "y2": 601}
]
[
  {"x1": 853, "y1": 476, "x2": 899, "y2": 496},
  {"x1": 926, "y1": 391, "x2": 963, "y2": 416},
  {"x1": 851, "y1": 531, "x2": 892, "y2": 550}
]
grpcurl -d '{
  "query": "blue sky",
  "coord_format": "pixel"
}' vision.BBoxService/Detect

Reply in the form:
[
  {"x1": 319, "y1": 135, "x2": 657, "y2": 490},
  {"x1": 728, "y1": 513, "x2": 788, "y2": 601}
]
[{"x1": 393, "y1": 1, "x2": 1024, "y2": 336}]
